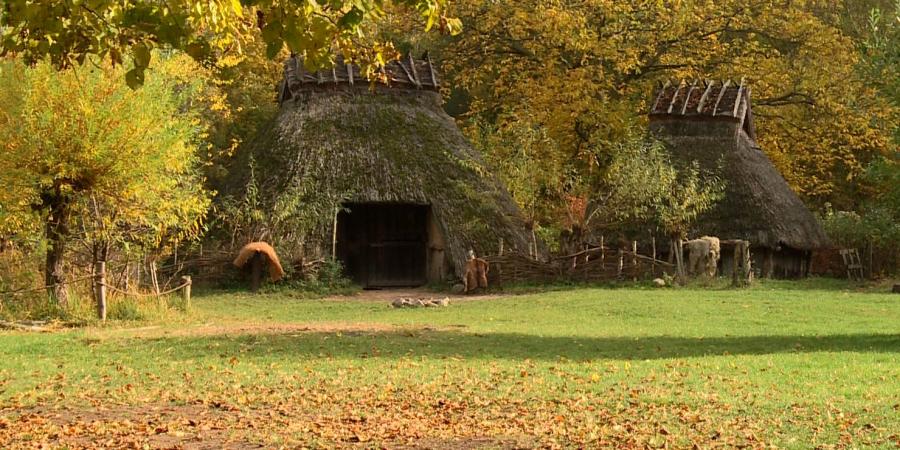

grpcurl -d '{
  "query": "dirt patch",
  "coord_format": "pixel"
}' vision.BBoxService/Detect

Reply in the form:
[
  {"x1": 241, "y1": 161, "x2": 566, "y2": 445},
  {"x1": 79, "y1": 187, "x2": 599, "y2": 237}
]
[{"x1": 171, "y1": 321, "x2": 401, "y2": 337}]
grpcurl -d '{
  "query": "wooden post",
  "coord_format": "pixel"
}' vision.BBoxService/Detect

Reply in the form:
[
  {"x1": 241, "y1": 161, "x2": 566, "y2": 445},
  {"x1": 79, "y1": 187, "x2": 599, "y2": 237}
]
[
  {"x1": 498, "y1": 238, "x2": 504, "y2": 256},
  {"x1": 600, "y1": 235, "x2": 605, "y2": 262},
  {"x1": 331, "y1": 210, "x2": 339, "y2": 261},
  {"x1": 674, "y1": 238, "x2": 685, "y2": 284},
  {"x1": 95, "y1": 261, "x2": 107, "y2": 321},
  {"x1": 617, "y1": 249, "x2": 624, "y2": 278},
  {"x1": 122, "y1": 260, "x2": 130, "y2": 293},
  {"x1": 867, "y1": 239, "x2": 873, "y2": 280},
  {"x1": 250, "y1": 252, "x2": 264, "y2": 292},
  {"x1": 732, "y1": 243, "x2": 740, "y2": 287},
  {"x1": 149, "y1": 259, "x2": 160, "y2": 296},
  {"x1": 632, "y1": 240, "x2": 638, "y2": 281},
  {"x1": 181, "y1": 276, "x2": 192, "y2": 311},
  {"x1": 149, "y1": 258, "x2": 161, "y2": 306},
  {"x1": 742, "y1": 242, "x2": 753, "y2": 284}
]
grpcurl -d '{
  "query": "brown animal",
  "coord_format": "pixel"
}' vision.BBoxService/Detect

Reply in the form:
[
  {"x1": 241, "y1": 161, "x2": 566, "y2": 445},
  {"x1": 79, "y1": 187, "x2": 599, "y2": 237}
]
[{"x1": 463, "y1": 251, "x2": 489, "y2": 293}]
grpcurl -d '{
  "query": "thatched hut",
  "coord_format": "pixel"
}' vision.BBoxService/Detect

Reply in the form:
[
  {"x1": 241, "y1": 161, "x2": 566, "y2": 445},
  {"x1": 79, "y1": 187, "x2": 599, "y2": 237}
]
[
  {"x1": 649, "y1": 80, "x2": 828, "y2": 278},
  {"x1": 238, "y1": 55, "x2": 540, "y2": 288}
]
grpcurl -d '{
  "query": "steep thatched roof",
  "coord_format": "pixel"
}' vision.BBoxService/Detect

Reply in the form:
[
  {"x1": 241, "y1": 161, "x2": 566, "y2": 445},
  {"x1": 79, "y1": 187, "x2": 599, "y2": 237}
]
[
  {"x1": 240, "y1": 56, "x2": 539, "y2": 276},
  {"x1": 650, "y1": 80, "x2": 828, "y2": 251}
]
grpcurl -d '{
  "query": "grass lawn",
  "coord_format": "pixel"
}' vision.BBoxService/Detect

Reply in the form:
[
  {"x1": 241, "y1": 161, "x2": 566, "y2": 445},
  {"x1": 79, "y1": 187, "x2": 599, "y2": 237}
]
[{"x1": 1, "y1": 280, "x2": 898, "y2": 448}]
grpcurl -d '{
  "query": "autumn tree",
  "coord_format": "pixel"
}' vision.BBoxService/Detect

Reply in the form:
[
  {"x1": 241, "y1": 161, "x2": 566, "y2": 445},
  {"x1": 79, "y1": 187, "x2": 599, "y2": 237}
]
[
  {"x1": 0, "y1": 57, "x2": 211, "y2": 306},
  {"x1": 0, "y1": 0, "x2": 460, "y2": 87},
  {"x1": 438, "y1": 0, "x2": 898, "y2": 223}
]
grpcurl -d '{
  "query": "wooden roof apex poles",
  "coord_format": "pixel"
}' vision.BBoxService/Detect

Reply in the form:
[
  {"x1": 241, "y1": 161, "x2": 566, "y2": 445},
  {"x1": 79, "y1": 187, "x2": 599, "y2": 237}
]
[
  {"x1": 732, "y1": 77, "x2": 746, "y2": 117},
  {"x1": 667, "y1": 80, "x2": 686, "y2": 114},
  {"x1": 681, "y1": 80, "x2": 700, "y2": 115},
  {"x1": 281, "y1": 54, "x2": 441, "y2": 97},
  {"x1": 648, "y1": 77, "x2": 752, "y2": 120},
  {"x1": 711, "y1": 79, "x2": 732, "y2": 117},
  {"x1": 652, "y1": 80, "x2": 672, "y2": 113},
  {"x1": 408, "y1": 53, "x2": 422, "y2": 89},
  {"x1": 696, "y1": 80, "x2": 716, "y2": 114}
]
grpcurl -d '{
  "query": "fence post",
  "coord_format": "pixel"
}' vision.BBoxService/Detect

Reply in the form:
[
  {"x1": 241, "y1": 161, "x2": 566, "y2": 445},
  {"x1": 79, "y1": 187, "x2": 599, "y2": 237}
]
[
  {"x1": 95, "y1": 261, "x2": 107, "y2": 321},
  {"x1": 181, "y1": 275, "x2": 192, "y2": 311},
  {"x1": 674, "y1": 238, "x2": 686, "y2": 284},
  {"x1": 732, "y1": 243, "x2": 740, "y2": 287},
  {"x1": 617, "y1": 249, "x2": 624, "y2": 278},
  {"x1": 632, "y1": 241, "x2": 638, "y2": 281},
  {"x1": 742, "y1": 241, "x2": 753, "y2": 284}
]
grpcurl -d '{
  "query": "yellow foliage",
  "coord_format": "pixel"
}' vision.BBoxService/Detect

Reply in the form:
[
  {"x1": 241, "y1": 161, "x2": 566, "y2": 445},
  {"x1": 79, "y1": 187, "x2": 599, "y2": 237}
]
[{"x1": 443, "y1": 0, "x2": 899, "y2": 212}]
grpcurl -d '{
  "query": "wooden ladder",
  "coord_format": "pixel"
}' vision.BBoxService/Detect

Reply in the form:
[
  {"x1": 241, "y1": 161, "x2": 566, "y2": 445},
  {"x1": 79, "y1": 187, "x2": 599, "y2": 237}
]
[{"x1": 839, "y1": 249, "x2": 864, "y2": 281}]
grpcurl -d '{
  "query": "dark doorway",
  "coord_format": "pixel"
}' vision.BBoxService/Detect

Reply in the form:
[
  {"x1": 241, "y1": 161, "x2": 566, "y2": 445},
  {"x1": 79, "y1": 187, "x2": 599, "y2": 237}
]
[{"x1": 336, "y1": 203, "x2": 428, "y2": 288}]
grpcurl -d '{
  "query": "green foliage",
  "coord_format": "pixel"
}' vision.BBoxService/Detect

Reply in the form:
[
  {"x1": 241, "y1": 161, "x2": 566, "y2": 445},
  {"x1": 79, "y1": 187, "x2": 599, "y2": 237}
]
[
  {"x1": 470, "y1": 119, "x2": 570, "y2": 226},
  {"x1": 822, "y1": 156, "x2": 900, "y2": 274},
  {"x1": 860, "y1": 1, "x2": 900, "y2": 113},
  {"x1": 106, "y1": 297, "x2": 145, "y2": 321},
  {"x1": 261, "y1": 259, "x2": 359, "y2": 298},
  {"x1": 215, "y1": 155, "x2": 347, "y2": 254},
  {"x1": 584, "y1": 139, "x2": 725, "y2": 239},
  {"x1": 0, "y1": 0, "x2": 460, "y2": 87},
  {"x1": 0, "y1": 57, "x2": 212, "y2": 251}
]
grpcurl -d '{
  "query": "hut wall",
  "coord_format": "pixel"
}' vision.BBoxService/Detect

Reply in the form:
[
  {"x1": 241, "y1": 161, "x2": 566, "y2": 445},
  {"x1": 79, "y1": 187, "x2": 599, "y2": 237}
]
[{"x1": 750, "y1": 246, "x2": 811, "y2": 279}]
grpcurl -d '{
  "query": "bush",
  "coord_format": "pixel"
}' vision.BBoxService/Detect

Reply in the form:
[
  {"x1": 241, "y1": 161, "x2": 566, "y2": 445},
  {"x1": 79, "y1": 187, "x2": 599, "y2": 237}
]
[
  {"x1": 262, "y1": 259, "x2": 359, "y2": 298},
  {"x1": 821, "y1": 208, "x2": 900, "y2": 276}
]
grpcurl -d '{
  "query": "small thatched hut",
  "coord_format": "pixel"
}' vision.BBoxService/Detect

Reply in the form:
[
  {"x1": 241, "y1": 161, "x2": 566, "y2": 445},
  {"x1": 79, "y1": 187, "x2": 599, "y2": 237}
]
[
  {"x1": 239, "y1": 55, "x2": 540, "y2": 288},
  {"x1": 649, "y1": 80, "x2": 828, "y2": 278}
]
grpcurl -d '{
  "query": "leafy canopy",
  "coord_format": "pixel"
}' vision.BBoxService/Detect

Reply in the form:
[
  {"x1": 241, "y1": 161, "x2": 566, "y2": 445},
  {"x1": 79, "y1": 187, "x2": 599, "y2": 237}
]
[
  {"x1": 443, "y1": 0, "x2": 898, "y2": 212},
  {"x1": 0, "y1": 0, "x2": 461, "y2": 87},
  {"x1": 0, "y1": 56, "x2": 211, "y2": 250}
]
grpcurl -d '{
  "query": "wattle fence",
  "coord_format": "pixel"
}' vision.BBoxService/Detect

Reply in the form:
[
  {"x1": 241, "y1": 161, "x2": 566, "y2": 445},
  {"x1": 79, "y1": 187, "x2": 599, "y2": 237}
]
[{"x1": 486, "y1": 246, "x2": 674, "y2": 285}]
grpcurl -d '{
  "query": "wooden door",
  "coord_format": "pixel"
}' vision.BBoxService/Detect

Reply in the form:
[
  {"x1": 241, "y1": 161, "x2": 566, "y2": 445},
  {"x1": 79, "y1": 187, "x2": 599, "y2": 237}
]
[{"x1": 337, "y1": 203, "x2": 427, "y2": 288}]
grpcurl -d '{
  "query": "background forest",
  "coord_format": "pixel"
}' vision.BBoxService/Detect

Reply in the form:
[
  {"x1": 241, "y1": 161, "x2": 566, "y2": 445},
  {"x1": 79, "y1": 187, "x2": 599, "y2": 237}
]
[{"x1": 1, "y1": 0, "x2": 899, "y2": 318}]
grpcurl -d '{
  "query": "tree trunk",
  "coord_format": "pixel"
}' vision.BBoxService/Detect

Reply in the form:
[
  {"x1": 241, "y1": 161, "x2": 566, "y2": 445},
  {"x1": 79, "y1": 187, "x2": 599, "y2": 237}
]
[
  {"x1": 95, "y1": 261, "x2": 107, "y2": 321},
  {"x1": 44, "y1": 196, "x2": 71, "y2": 308}
]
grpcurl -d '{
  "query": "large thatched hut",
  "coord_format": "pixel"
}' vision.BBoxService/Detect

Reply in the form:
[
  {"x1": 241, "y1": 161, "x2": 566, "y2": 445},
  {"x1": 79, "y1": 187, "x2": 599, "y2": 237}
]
[
  {"x1": 649, "y1": 80, "x2": 828, "y2": 278},
  {"x1": 240, "y1": 55, "x2": 540, "y2": 288}
]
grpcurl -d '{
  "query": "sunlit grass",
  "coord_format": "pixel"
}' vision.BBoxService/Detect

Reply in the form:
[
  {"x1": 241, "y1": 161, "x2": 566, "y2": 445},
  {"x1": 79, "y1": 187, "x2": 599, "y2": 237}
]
[{"x1": 1, "y1": 279, "x2": 897, "y2": 448}]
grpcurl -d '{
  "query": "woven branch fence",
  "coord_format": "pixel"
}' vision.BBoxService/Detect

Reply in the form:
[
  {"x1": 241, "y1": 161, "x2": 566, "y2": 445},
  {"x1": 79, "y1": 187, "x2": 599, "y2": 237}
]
[{"x1": 486, "y1": 246, "x2": 674, "y2": 285}]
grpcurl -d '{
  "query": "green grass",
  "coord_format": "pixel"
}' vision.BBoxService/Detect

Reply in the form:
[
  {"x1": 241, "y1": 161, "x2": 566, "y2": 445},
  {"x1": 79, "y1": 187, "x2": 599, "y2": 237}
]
[{"x1": 1, "y1": 279, "x2": 898, "y2": 448}]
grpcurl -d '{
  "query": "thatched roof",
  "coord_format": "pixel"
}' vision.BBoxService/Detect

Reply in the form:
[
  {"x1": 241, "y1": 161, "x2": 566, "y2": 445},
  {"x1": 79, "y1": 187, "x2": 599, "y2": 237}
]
[
  {"x1": 649, "y1": 80, "x2": 828, "y2": 251},
  {"x1": 279, "y1": 54, "x2": 440, "y2": 104},
  {"x1": 241, "y1": 56, "x2": 539, "y2": 277}
]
